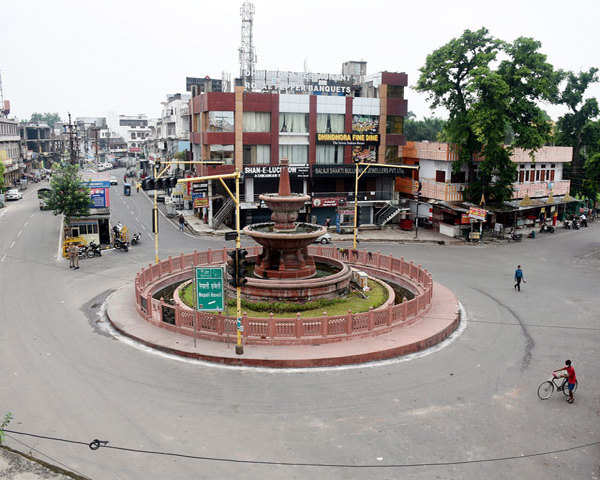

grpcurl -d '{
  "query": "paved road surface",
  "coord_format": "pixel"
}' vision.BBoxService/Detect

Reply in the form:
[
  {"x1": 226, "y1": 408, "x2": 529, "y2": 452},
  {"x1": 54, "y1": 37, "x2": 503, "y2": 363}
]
[{"x1": 0, "y1": 170, "x2": 598, "y2": 479}]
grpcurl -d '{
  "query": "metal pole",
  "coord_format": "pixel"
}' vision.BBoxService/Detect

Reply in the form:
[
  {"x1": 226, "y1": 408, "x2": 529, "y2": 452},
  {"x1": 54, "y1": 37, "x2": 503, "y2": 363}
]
[
  {"x1": 415, "y1": 191, "x2": 420, "y2": 239},
  {"x1": 193, "y1": 268, "x2": 198, "y2": 348},
  {"x1": 353, "y1": 162, "x2": 359, "y2": 249},
  {"x1": 154, "y1": 162, "x2": 159, "y2": 264},
  {"x1": 235, "y1": 175, "x2": 243, "y2": 355}
]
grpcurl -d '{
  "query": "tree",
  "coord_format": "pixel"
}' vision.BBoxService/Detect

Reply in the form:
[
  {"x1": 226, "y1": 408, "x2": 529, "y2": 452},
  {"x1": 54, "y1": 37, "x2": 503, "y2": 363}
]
[
  {"x1": 416, "y1": 28, "x2": 563, "y2": 204},
  {"x1": 555, "y1": 68, "x2": 600, "y2": 195},
  {"x1": 403, "y1": 112, "x2": 447, "y2": 142},
  {"x1": 582, "y1": 152, "x2": 600, "y2": 206},
  {"x1": 46, "y1": 165, "x2": 91, "y2": 221},
  {"x1": 0, "y1": 160, "x2": 5, "y2": 191},
  {"x1": 30, "y1": 112, "x2": 62, "y2": 127}
]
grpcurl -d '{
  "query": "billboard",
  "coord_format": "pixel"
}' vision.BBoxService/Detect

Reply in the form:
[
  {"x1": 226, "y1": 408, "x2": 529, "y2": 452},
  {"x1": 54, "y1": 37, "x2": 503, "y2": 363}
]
[
  {"x1": 352, "y1": 115, "x2": 379, "y2": 134},
  {"x1": 316, "y1": 133, "x2": 380, "y2": 146},
  {"x1": 84, "y1": 181, "x2": 111, "y2": 209}
]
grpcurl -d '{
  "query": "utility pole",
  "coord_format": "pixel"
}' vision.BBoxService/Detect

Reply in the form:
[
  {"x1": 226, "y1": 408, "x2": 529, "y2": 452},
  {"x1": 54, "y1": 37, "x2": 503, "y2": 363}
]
[{"x1": 68, "y1": 113, "x2": 75, "y2": 165}]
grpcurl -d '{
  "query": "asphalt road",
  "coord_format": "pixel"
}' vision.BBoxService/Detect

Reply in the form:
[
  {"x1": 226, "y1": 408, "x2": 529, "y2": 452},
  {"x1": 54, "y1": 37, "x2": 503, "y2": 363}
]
[{"x1": 0, "y1": 169, "x2": 598, "y2": 479}]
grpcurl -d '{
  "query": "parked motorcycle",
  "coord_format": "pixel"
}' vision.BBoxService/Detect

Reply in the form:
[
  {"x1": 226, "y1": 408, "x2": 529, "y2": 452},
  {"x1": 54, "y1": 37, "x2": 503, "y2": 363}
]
[
  {"x1": 87, "y1": 241, "x2": 102, "y2": 257},
  {"x1": 77, "y1": 245, "x2": 89, "y2": 257},
  {"x1": 564, "y1": 219, "x2": 572, "y2": 229},
  {"x1": 511, "y1": 231, "x2": 523, "y2": 242},
  {"x1": 540, "y1": 223, "x2": 555, "y2": 233},
  {"x1": 113, "y1": 237, "x2": 129, "y2": 252},
  {"x1": 130, "y1": 232, "x2": 141, "y2": 245}
]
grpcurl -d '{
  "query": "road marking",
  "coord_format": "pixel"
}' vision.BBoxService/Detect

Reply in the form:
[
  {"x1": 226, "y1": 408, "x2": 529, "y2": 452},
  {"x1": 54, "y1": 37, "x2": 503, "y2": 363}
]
[
  {"x1": 17, "y1": 230, "x2": 23, "y2": 238},
  {"x1": 0, "y1": 254, "x2": 6, "y2": 262},
  {"x1": 24, "y1": 221, "x2": 29, "y2": 227},
  {"x1": 147, "y1": 232, "x2": 153, "y2": 240},
  {"x1": 10, "y1": 241, "x2": 15, "y2": 249},
  {"x1": 29, "y1": 213, "x2": 34, "y2": 218}
]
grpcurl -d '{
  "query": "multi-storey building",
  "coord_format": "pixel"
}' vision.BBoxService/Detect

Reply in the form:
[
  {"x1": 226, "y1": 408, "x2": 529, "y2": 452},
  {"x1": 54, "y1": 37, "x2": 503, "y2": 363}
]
[
  {"x1": 117, "y1": 114, "x2": 151, "y2": 155},
  {"x1": 0, "y1": 118, "x2": 22, "y2": 187},
  {"x1": 190, "y1": 62, "x2": 408, "y2": 228}
]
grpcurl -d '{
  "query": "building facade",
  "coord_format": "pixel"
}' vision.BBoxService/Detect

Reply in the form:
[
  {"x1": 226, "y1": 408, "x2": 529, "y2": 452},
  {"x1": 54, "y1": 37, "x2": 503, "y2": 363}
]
[
  {"x1": 0, "y1": 118, "x2": 22, "y2": 187},
  {"x1": 190, "y1": 67, "x2": 408, "y2": 228},
  {"x1": 117, "y1": 114, "x2": 151, "y2": 155}
]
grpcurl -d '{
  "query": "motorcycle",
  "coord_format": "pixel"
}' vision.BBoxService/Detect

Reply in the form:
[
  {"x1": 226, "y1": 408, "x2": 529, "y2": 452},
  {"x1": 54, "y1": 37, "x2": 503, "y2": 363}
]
[
  {"x1": 511, "y1": 231, "x2": 523, "y2": 242},
  {"x1": 572, "y1": 219, "x2": 580, "y2": 230},
  {"x1": 87, "y1": 241, "x2": 102, "y2": 257},
  {"x1": 540, "y1": 223, "x2": 555, "y2": 233},
  {"x1": 113, "y1": 237, "x2": 129, "y2": 252},
  {"x1": 564, "y1": 219, "x2": 572, "y2": 229},
  {"x1": 130, "y1": 232, "x2": 141, "y2": 245}
]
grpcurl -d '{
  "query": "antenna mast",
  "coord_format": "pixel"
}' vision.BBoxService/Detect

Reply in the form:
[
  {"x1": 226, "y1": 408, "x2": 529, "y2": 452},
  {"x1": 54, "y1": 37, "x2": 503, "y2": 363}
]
[{"x1": 239, "y1": 1, "x2": 256, "y2": 91}]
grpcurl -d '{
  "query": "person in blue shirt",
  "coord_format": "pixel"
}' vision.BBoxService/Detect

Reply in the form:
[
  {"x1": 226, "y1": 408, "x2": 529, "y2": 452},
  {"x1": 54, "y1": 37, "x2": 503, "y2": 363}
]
[{"x1": 514, "y1": 265, "x2": 525, "y2": 291}]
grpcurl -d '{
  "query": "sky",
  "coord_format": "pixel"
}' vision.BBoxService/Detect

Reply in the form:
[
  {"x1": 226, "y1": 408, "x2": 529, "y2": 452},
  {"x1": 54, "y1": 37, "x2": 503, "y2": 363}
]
[{"x1": 2, "y1": 0, "x2": 599, "y2": 125}]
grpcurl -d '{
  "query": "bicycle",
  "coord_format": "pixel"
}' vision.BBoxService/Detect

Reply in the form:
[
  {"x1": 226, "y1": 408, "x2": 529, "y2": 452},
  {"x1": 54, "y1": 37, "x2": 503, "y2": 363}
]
[{"x1": 537, "y1": 373, "x2": 578, "y2": 400}]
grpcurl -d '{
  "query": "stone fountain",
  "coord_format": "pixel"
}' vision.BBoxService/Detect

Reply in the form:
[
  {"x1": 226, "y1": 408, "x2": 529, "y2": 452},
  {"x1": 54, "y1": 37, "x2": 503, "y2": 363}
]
[{"x1": 238, "y1": 160, "x2": 352, "y2": 301}]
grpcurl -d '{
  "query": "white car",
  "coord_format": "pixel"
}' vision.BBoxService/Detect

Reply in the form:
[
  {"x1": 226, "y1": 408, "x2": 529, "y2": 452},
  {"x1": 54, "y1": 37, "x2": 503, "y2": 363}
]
[
  {"x1": 314, "y1": 232, "x2": 332, "y2": 244},
  {"x1": 5, "y1": 189, "x2": 23, "y2": 201},
  {"x1": 109, "y1": 176, "x2": 118, "y2": 185}
]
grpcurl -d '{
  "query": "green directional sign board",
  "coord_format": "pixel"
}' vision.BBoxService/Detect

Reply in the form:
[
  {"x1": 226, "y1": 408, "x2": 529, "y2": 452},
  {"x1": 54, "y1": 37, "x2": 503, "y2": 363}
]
[{"x1": 195, "y1": 267, "x2": 225, "y2": 311}]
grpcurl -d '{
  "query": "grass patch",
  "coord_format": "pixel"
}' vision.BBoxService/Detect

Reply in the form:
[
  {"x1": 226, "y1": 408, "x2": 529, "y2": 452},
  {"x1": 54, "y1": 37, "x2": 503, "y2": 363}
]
[{"x1": 180, "y1": 279, "x2": 388, "y2": 318}]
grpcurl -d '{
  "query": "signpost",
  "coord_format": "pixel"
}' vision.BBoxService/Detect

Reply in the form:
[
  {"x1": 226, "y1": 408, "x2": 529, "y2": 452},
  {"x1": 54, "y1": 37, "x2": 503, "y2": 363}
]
[{"x1": 194, "y1": 267, "x2": 225, "y2": 312}]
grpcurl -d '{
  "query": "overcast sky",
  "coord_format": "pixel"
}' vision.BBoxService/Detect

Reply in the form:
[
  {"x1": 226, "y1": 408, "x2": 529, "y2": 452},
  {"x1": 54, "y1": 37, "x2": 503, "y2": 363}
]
[{"x1": 2, "y1": 0, "x2": 599, "y2": 124}]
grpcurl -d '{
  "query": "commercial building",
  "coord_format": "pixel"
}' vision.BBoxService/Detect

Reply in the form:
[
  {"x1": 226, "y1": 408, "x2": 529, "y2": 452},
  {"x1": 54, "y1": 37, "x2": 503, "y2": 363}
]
[
  {"x1": 117, "y1": 114, "x2": 151, "y2": 156},
  {"x1": 190, "y1": 61, "x2": 408, "y2": 228},
  {"x1": 0, "y1": 117, "x2": 22, "y2": 187},
  {"x1": 146, "y1": 94, "x2": 191, "y2": 163},
  {"x1": 396, "y1": 141, "x2": 574, "y2": 236}
]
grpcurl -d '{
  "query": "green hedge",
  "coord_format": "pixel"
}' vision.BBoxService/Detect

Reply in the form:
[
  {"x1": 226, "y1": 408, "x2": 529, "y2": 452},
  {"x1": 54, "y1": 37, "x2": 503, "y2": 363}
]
[{"x1": 225, "y1": 296, "x2": 344, "y2": 313}]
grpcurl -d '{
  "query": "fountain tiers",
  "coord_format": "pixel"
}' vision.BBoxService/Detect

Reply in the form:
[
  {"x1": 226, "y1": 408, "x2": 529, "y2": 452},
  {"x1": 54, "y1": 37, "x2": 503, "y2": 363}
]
[{"x1": 240, "y1": 159, "x2": 351, "y2": 299}]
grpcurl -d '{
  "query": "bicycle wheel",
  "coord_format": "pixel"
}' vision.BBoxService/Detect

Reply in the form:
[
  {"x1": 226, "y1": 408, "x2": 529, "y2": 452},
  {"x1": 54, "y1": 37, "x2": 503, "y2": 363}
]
[
  {"x1": 561, "y1": 379, "x2": 578, "y2": 397},
  {"x1": 537, "y1": 381, "x2": 554, "y2": 400}
]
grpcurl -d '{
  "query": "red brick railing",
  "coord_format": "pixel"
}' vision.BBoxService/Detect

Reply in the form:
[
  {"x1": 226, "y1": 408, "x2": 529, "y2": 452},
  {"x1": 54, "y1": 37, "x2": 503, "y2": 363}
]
[{"x1": 134, "y1": 247, "x2": 433, "y2": 345}]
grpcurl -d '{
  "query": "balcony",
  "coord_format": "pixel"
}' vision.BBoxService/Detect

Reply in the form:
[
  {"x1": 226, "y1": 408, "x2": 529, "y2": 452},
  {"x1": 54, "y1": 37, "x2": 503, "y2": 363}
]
[
  {"x1": 512, "y1": 180, "x2": 570, "y2": 199},
  {"x1": 420, "y1": 179, "x2": 465, "y2": 202}
]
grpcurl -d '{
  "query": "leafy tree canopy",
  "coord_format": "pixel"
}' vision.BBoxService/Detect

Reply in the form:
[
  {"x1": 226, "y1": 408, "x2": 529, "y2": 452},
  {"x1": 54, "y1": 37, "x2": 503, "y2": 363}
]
[
  {"x1": 555, "y1": 68, "x2": 600, "y2": 195},
  {"x1": 29, "y1": 112, "x2": 62, "y2": 127},
  {"x1": 582, "y1": 152, "x2": 600, "y2": 204},
  {"x1": 416, "y1": 28, "x2": 563, "y2": 204},
  {"x1": 46, "y1": 165, "x2": 91, "y2": 221},
  {"x1": 404, "y1": 112, "x2": 447, "y2": 142},
  {"x1": 0, "y1": 160, "x2": 5, "y2": 190}
]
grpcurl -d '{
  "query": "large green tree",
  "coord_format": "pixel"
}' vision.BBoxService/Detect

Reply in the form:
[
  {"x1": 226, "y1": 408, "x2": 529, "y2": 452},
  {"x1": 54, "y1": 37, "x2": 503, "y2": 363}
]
[
  {"x1": 46, "y1": 165, "x2": 90, "y2": 221},
  {"x1": 0, "y1": 160, "x2": 5, "y2": 191},
  {"x1": 29, "y1": 112, "x2": 62, "y2": 127},
  {"x1": 555, "y1": 68, "x2": 600, "y2": 195},
  {"x1": 416, "y1": 28, "x2": 563, "y2": 203},
  {"x1": 582, "y1": 152, "x2": 600, "y2": 205},
  {"x1": 404, "y1": 112, "x2": 447, "y2": 142}
]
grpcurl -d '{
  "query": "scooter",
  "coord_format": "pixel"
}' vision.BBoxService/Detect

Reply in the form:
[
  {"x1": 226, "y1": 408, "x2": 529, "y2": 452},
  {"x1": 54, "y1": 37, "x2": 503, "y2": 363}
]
[
  {"x1": 130, "y1": 232, "x2": 141, "y2": 245},
  {"x1": 511, "y1": 231, "x2": 523, "y2": 242},
  {"x1": 564, "y1": 219, "x2": 572, "y2": 229},
  {"x1": 540, "y1": 223, "x2": 555, "y2": 233}
]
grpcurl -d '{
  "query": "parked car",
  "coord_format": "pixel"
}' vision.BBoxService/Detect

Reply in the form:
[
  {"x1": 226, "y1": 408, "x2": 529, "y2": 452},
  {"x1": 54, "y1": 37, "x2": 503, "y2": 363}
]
[
  {"x1": 314, "y1": 232, "x2": 332, "y2": 244},
  {"x1": 37, "y1": 188, "x2": 52, "y2": 210},
  {"x1": 5, "y1": 189, "x2": 23, "y2": 201},
  {"x1": 109, "y1": 176, "x2": 118, "y2": 185}
]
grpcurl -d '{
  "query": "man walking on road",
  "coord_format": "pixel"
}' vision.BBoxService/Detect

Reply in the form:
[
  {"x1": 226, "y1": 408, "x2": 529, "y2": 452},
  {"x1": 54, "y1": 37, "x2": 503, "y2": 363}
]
[
  {"x1": 514, "y1": 265, "x2": 525, "y2": 291},
  {"x1": 68, "y1": 244, "x2": 79, "y2": 270},
  {"x1": 178, "y1": 214, "x2": 186, "y2": 232}
]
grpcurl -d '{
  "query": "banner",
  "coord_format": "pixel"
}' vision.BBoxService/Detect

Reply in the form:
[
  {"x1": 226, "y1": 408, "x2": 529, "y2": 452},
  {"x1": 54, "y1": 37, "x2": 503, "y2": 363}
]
[{"x1": 468, "y1": 207, "x2": 487, "y2": 221}]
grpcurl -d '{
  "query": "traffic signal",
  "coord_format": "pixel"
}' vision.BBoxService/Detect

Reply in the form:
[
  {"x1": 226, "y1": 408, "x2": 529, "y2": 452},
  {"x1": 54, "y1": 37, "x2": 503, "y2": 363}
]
[
  {"x1": 155, "y1": 178, "x2": 165, "y2": 190},
  {"x1": 142, "y1": 178, "x2": 155, "y2": 190},
  {"x1": 237, "y1": 249, "x2": 249, "y2": 287},
  {"x1": 168, "y1": 177, "x2": 178, "y2": 188},
  {"x1": 226, "y1": 249, "x2": 238, "y2": 287}
]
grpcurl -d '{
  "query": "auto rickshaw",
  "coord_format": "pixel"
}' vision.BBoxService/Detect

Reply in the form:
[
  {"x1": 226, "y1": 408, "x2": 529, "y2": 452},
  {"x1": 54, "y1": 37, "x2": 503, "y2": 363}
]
[{"x1": 123, "y1": 183, "x2": 131, "y2": 196}]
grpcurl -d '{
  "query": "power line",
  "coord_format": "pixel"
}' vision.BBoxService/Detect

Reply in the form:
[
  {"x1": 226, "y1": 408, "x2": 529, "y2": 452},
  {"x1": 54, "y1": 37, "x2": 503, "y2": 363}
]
[{"x1": 3, "y1": 429, "x2": 599, "y2": 469}]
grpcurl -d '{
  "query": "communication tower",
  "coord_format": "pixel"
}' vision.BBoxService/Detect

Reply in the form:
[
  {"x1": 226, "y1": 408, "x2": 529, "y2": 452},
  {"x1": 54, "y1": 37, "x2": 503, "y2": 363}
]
[{"x1": 239, "y1": 1, "x2": 257, "y2": 91}]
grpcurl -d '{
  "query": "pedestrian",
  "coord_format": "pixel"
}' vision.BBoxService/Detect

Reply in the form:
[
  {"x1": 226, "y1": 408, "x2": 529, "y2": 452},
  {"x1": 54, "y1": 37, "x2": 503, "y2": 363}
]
[
  {"x1": 68, "y1": 244, "x2": 79, "y2": 270},
  {"x1": 325, "y1": 217, "x2": 331, "y2": 229},
  {"x1": 178, "y1": 214, "x2": 185, "y2": 232},
  {"x1": 68, "y1": 244, "x2": 75, "y2": 269},
  {"x1": 514, "y1": 264, "x2": 525, "y2": 291},
  {"x1": 553, "y1": 360, "x2": 577, "y2": 404},
  {"x1": 136, "y1": 182, "x2": 140, "y2": 193}
]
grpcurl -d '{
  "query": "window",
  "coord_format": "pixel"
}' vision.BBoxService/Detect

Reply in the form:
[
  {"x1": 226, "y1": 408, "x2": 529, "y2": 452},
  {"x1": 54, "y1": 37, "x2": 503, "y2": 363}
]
[
  {"x1": 387, "y1": 85, "x2": 404, "y2": 98},
  {"x1": 243, "y1": 112, "x2": 270, "y2": 132},
  {"x1": 316, "y1": 114, "x2": 345, "y2": 133},
  {"x1": 550, "y1": 169, "x2": 555, "y2": 181},
  {"x1": 535, "y1": 169, "x2": 540, "y2": 181},
  {"x1": 279, "y1": 145, "x2": 308, "y2": 164},
  {"x1": 386, "y1": 115, "x2": 403, "y2": 134},
  {"x1": 519, "y1": 170, "x2": 524, "y2": 183},
  {"x1": 208, "y1": 111, "x2": 234, "y2": 132},
  {"x1": 210, "y1": 144, "x2": 234, "y2": 164},
  {"x1": 385, "y1": 145, "x2": 398, "y2": 163},
  {"x1": 450, "y1": 171, "x2": 466, "y2": 183},
  {"x1": 243, "y1": 145, "x2": 270, "y2": 165},
  {"x1": 316, "y1": 145, "x2": 344, "y2": 164},
  {"x1": 525, "y1": 171, "x2": 529, "y2": 182},
  {"x1": 540, "y1": 170, "x2": 546, "y2": 182},
  {"x1": 279, "y1": 113, "x2": 308, "y2": 133},
  {"x1": 436, "y1": 170, "x2": 446, "y2": 182}
]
